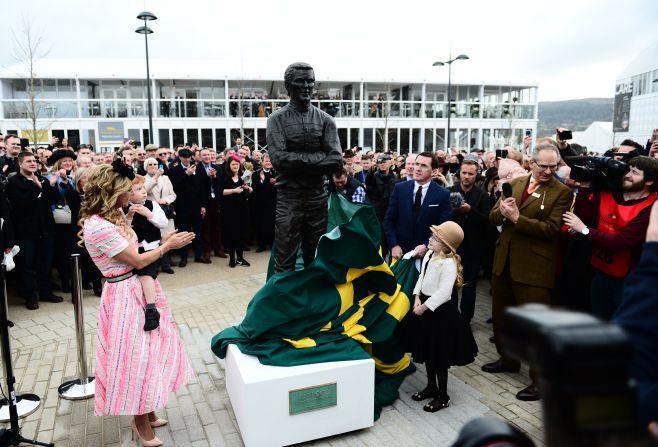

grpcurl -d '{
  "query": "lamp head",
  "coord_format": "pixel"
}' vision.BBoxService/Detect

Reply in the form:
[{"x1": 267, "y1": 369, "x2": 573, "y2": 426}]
[
  {"x1": 135, "y1": 26, "x2": 154, "y2": 35},
  {"x1": 137, "y1": 11, "x2": 157, "y2": 20},
  {"x1": 432, "y1": 61, "x2": 445, "y2": 67},
  {"x1": 456, "y1": 54, "x2": 469, "y2": 60}
]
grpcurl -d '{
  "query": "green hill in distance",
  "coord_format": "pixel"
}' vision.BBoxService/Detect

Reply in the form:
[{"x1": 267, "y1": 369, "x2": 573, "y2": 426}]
[{"x1": 537, "y1": 98, "x2": 613, "y2": 137}]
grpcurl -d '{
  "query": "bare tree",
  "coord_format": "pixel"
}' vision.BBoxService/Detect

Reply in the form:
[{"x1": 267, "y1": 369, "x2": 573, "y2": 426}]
[
  {"x1": 375, "y1": 86, "x2": 395, "y2": 152},
  {"x1": 9, "y1": 17, "x2": 51, "y2": 151}
]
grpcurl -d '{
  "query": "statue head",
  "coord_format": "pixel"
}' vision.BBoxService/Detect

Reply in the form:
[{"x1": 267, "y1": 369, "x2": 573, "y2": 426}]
[{"x1": 284, "y1": 62, "x2": 315, "y2": 105}]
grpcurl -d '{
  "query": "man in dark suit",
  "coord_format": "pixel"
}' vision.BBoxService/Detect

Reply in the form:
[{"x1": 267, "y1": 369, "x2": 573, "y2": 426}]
[
  {"x1": 6, "y1": 152, "x2": 63, "y2": 309},
  {"x1": 197, "y1": 148, "x2": 225, "y2": 261},
  {"x1": 0, "y1": 134, "x2": 21, "y2": 175},
  {"x1": 384, "y1": 151, "x2": 452, "y2": 261},
  {"x1": 168, "y1": 148, "x2": 206, "y2": 266},
  {"x1": 483, "y1": 142, "x2": 574, "y2": 401}
]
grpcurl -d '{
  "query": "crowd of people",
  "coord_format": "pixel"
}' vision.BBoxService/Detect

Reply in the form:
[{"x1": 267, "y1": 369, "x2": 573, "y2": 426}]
[
  {"x1": 0, "y1": 128, "x2": 657, "y2": 423},
  {"x1": 0, "y1": 133, "x2": 280, "y2": 310}
]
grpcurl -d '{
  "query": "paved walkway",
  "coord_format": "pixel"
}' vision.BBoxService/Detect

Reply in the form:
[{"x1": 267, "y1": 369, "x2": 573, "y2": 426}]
[{"x1": 0, "y1": 251, "x2": 545, "y2": 446}]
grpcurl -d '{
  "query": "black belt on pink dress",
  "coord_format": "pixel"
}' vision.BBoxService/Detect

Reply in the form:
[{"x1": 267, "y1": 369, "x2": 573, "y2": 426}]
[{"x1": 104, "y1": 270, "x2": 135, "y2": 283}]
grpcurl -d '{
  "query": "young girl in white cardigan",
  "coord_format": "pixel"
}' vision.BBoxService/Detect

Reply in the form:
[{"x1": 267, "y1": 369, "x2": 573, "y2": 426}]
[{"x1": 407, "y1": 221, "x2": 478, "y2": 412}]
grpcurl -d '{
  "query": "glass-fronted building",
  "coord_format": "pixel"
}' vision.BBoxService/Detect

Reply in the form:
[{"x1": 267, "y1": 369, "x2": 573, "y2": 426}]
[
  {"x1": 613, "y1": 42, "x2": 658, "y2": 146},
  {"x1": 0, "y1": 59, "x2": 538, "y2": 153}
]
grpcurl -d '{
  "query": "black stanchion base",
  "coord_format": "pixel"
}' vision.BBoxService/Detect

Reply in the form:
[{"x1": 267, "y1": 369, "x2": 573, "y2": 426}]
[
  {"x1": 0, "y1": 394, "x2": 40, "y2": 423},
  {"x1": 0, "y1": 427, "x2": 55, "y2": 447}
]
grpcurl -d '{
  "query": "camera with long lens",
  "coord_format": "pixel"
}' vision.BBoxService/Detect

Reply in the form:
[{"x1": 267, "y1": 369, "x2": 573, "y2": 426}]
[
  {"x1": 564, "y1": 155, "x2": 630, "y2": 191},
  {"x1": 452, "y1": 305, "x2": 656, "y2": 447}
]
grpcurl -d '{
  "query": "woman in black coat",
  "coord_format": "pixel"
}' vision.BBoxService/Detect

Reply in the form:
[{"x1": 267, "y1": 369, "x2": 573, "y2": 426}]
[{"x1": 220, "y1": 155, "x2": 252, "y2": 267}]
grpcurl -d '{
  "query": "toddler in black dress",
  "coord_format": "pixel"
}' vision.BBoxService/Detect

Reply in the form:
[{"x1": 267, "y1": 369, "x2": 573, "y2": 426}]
[{"x1": 124, "y1": 175, "x2": 168, "y2": 331}]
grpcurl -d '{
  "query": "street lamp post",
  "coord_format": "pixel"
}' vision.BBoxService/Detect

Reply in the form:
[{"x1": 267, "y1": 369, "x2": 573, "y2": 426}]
[
  {"x1": 136, "y1": 11, "x2": 157, "y2": 145},
  {"x1": 432, "y1": 54, "x2": 469, "y2": 150}
]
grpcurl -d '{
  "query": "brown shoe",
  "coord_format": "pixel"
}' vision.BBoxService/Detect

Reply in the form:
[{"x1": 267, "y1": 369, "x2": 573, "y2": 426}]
[{"x1": 214, "y1": 251, "x2": 228, "y2": 258}]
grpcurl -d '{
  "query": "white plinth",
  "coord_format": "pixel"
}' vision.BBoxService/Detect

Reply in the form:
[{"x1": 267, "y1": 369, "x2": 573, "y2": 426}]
[{"x1": 225, "y1": 344, "x2": 375, "y2": 447}]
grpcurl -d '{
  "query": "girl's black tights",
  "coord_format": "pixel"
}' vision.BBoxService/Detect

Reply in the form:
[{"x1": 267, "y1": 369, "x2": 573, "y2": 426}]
[{"x1": 426, "y1": 362, "x2": 448, "y2": 397}]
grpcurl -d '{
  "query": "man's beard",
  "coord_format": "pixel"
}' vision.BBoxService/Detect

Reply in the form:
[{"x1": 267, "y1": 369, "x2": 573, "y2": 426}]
[{"x1": 623, "y1": 178, "x2": 645, "y2": 192}]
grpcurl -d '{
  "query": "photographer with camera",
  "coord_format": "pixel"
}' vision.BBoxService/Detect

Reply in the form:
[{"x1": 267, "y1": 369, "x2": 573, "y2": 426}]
[
  {"x1": 563, "y1": 156, "x2": 658, "y2": 320},
  {"x1": 610, "y1": 139, "x2": 645, "y2": 160}
]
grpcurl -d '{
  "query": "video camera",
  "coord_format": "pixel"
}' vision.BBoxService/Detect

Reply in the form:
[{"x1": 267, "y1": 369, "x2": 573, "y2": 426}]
[
  {"x1": 452, "y1": 305, "x2": 656, "y2": 447},
  {"x1": 565, "y1": 155, "x2": 630, "y2": 191}
]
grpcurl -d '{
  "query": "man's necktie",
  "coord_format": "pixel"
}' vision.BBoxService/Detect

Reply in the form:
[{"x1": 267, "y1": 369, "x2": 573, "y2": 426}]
[
  {"x1": 527, "y1": 178, "x2": 539, "y2": 195},
  {"x1": 414, "y1": 186, "x2": 422, "y2": 213}
]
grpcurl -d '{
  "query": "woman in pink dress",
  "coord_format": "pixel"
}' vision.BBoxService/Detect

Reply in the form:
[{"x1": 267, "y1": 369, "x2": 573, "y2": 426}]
[{"x1": 80, "y1": 161, "x2": 195, "y2": 446}]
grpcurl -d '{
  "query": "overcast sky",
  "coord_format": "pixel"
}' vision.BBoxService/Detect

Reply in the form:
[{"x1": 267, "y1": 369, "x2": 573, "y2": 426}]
[{"x1": 1, "y1": 0, "x2": 657, "y2": 101}]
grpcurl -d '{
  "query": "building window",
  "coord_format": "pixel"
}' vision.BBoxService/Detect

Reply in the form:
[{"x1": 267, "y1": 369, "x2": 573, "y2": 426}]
[
  {"x1": 350, "y1": 129, "x2": 359, "y2": 148},
  {"x1": 411, "y1": 129, "x2": 420, "y2": 153},
  {"x1": 215, "y1": 129, "x2": 227, "y2": 150},
  {"x1": 424, "y1": 129, "x2": 433, "y2": 151},
  {"x1": 172, "y1": 129, "x2": 184, "y2": 146},
  {"x1": 186, "y1": 129, "x2": 198, "y2": 145},
  {"x1": 338, "y1": 129, "x2": 347, "y2": 149},
  {"x1": 400, "y1": 129, "x2": 410, "y2": 152},
  {"x1": 67, "y1": 129, "x2": 80, "y2": 146},
  {"x1": 363, "y1": 128, "x2": 374, "y2": 150},
  {"x1": 159, "y1": 129, "x2": 170, "y2": 148},
  {"x1": 201, "y1": 129, "x2": 213, "y2": 148}
]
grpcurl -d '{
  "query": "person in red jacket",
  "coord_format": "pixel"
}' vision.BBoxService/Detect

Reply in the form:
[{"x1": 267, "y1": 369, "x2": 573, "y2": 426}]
[{"x1": 564, "y1": 155, "x2": 658, "y2": 319}]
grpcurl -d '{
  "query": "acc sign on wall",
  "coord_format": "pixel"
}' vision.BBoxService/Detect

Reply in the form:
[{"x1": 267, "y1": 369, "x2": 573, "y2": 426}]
[
  {"x1": 98, "y1": 121, "x2": 125, "y2": 144},
  {"x1": 613, "y1": 80, "x2": 633, "y2": 133}
]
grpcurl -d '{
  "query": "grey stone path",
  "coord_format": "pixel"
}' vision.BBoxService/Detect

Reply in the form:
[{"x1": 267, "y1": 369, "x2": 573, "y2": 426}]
[{"x1": 0, "y1": 251, "x2": 544, "y2": 446}]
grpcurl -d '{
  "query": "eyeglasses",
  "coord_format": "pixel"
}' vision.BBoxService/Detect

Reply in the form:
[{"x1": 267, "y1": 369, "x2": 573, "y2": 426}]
[
  {"x1": 535, "y1": 163, "x2": 558, "y2": 172},
  {"x1": 146, "y1": 163, "x2": 158, "y2": 166},
  {"x1": 430, "y1": 236, "x2": 439, "y2": 243}
]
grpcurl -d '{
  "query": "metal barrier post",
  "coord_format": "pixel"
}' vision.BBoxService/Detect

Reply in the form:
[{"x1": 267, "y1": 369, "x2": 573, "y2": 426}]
[
  {"x1": 0, "y1": 266, "x2": 43, "y2": 424},
  {"x1": 58, "y1": 254, "x2": 95, "y2": 400}
]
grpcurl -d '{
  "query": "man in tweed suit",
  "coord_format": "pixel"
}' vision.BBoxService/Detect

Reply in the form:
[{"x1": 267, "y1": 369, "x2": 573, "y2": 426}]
[{"x1": 482, "y1": 142, "x2": 573, "y2": 401}]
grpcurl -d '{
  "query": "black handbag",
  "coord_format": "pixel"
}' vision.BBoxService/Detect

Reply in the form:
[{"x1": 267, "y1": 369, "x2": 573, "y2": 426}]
[{"x1": 160, "y1": 203, "x2": 176, "y2": 219}]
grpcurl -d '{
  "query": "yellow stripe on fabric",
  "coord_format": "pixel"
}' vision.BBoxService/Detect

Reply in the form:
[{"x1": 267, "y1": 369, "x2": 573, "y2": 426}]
[
  {"x1": 342, "y1": 323, "x2": 369, "y2": 342},
  {"x1": 373, "y1": 354, "x2": 412, "y2": 375},
  {"x1": 341, "y1": 294, "x2": 375, "y2": 342},
  {"x1": 282, "y1": 337, "x2": 317, "y2": 348},
  {"x1": 335, "y1": 261, "x2": 394, "y2": 317},
  {"x1": 320, "y1": 321, "x2": 331, "y2": 332},
  {"x1": 385, "y1": 292, "x2": 411, "y2": 322},
  {"x1": 336, "y1": 282, "x2": 355, "y2": 316},
  {"x1": 378, "y1": 283, "x2": 401, "y2": 305},
  {"x1": 345, "y1": 261, "x2": 393, "y2": 283}
]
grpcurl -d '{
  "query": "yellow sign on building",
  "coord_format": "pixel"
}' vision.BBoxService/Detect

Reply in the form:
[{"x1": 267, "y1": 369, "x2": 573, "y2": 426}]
[{"x1": 20, "y1": 128, "x2": 49, "y2": 144}]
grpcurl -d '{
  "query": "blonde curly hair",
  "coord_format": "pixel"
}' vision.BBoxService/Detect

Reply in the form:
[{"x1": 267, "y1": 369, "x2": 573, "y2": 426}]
[
  {"x1": 77, "y1": 164, "x2": 134, "y2": 246},
  {"x1": 435, "y1": 250, "x2": 465, "y2": 289}
]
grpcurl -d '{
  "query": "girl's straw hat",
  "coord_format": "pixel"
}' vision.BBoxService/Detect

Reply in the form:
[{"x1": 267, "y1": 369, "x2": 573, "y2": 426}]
[{"x1": 430, "y1": 221, "x2": 464, "y2": 253}]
